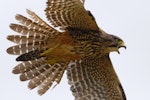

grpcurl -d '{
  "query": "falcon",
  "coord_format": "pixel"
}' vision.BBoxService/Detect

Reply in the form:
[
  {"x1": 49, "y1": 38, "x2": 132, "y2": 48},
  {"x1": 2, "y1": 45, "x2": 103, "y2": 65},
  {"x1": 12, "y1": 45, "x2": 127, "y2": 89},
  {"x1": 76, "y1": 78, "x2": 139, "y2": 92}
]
[{"x1": 7, "y1": 0, "x2": 126, "y2": 99}]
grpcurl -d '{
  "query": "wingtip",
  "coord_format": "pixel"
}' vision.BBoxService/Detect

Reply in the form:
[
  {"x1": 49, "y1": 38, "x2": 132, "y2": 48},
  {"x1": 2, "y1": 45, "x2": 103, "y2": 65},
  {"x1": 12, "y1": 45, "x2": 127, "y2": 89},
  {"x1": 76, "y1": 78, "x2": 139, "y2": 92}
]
[
  {"x1": 6, "y1": 47, "x2": 13, "y2": 54},
  {"x1": 28, "y1": 81, "x2": 36, "y2": 90},
  {"x1": 19, "y1": 74, "x2": 28, "y2": 81},
  {"x1": 12, "y1": 68, "x2": 19, "y2": 74},
  {"x1": 9, "y1": 23, "x2": 15, "y2": 29},
  {"x1": 38, "y1": 89, "x2": 45, "y2": 96},
  {"x1": 26, "y1": 9, "x2": 32, "y2": 15},
  {"x1": 7, "y1": 35, "x2": 11, "y2": 41},
  {"x1": 15, "y1": 14, "x2": 22, "y2": 20}
]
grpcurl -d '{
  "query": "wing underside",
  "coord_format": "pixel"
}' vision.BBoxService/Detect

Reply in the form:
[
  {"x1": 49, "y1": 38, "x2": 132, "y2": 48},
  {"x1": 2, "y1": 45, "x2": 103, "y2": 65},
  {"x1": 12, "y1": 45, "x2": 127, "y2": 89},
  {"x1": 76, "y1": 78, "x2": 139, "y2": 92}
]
[
  {"x1": 67, "y1": 55, "x2": 126, "y2": 100},
  {"x1": 45, "y1": 0, "x2": 99, "y2": 31}
]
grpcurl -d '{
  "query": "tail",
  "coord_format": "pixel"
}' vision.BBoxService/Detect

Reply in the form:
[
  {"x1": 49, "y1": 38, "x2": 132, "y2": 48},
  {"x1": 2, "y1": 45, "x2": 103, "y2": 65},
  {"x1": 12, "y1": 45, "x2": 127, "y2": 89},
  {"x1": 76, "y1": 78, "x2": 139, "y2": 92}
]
[{"x1": 7, "y1": 9, "x2": 66, "y2": 95}]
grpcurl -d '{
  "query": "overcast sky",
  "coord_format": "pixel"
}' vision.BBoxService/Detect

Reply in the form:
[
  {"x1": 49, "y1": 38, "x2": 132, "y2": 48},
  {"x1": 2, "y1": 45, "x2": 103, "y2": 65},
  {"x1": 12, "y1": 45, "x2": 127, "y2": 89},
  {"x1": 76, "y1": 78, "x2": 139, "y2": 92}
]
[{"x1": 0, "y1": 0, "x2": 150, "y2": 100}]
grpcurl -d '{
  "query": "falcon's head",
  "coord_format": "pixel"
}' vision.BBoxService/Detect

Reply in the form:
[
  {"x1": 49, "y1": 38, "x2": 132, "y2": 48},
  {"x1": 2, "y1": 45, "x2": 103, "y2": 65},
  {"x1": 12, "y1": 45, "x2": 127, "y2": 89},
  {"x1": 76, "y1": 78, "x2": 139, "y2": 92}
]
[
  {"x1": 106, "y1": 35, "x2": 126, "y2": 54},
  {"x1": 100, "y1": 31, "x2": 126, "y2": 54}
]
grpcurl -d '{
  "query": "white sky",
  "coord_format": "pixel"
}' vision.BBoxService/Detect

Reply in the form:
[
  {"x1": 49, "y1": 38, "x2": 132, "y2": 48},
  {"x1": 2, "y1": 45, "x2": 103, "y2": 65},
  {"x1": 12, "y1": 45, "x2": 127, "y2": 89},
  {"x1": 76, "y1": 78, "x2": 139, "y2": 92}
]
[{"x1": 0, "y1": 0, "x2": 150, "y2": 100}]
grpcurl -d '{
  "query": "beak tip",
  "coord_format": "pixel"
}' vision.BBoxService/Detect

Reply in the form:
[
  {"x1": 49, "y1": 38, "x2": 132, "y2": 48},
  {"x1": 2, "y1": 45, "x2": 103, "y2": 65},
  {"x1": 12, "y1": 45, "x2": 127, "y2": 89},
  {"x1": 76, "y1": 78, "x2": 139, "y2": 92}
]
[
  {"x1": 119, "y1": 46, "x2": 126, "y2": 49},
  {"x1": 124, "y1": 46, "x2": 127, "y2": 50}
]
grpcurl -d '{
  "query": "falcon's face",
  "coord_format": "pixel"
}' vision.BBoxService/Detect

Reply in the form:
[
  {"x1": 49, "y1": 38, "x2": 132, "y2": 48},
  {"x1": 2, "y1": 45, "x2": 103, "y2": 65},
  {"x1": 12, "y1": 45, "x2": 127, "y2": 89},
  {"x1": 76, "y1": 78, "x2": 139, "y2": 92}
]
[{"x1": 105, "y1": 35, "x2": 126, "y2": 54}]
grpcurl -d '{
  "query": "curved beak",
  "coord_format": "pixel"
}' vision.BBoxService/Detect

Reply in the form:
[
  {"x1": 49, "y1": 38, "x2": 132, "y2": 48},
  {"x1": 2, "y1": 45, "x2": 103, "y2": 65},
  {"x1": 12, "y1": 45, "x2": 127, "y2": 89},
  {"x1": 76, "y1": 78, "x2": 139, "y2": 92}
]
[
  {"x1": 117, "y1": 42, "x2": 126, "y2": 54},
  {"x1": 118, "y1": 42, "x2": 126, "y2": 49},
  {"x1": 119, "y1": 45, "x2": 126, "y2": 49}
]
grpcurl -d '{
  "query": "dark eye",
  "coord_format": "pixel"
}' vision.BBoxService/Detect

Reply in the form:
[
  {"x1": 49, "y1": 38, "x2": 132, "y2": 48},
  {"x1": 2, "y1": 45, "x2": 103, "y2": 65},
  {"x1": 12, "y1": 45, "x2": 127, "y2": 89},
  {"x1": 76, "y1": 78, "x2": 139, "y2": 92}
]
[{"x1": 115, "y1": 38, "x2": 122, "y2": 44}]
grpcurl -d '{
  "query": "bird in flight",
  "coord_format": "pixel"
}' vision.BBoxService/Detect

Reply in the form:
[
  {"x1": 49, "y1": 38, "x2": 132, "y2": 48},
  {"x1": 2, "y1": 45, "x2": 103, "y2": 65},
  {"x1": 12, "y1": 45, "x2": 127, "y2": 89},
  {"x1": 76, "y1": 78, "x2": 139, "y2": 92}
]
[{"x1": 7, "y1": 0, "x2": 126, "y2": 99}]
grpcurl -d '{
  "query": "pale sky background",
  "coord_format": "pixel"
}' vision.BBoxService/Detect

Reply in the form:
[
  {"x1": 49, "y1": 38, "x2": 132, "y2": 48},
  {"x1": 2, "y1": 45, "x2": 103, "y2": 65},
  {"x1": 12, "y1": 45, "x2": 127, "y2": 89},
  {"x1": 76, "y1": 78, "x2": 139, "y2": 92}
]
[{"x1": 0, "y1": 0, "x2": 150, "y2": 100}]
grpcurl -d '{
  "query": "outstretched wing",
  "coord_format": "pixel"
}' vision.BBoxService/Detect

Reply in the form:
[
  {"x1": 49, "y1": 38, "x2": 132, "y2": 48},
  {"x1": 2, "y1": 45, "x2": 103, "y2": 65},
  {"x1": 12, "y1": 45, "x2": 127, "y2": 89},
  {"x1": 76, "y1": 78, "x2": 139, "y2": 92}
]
[
  {"x1": 45, "y1": 0, "x2": 99, "y2": 31},
  {"x1": 67, "y1": 55, "x2": 126, "y2": 100},
  {"x1": 7, "y1": 10, "x2": 66, "y2": 95}
]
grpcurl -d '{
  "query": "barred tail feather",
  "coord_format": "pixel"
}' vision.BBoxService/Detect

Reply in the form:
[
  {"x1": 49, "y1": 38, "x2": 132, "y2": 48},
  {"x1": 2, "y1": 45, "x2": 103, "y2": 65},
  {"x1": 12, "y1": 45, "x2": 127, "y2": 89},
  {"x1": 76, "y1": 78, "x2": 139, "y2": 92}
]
[
  {"x1": 26, "y1": 9, "x2": 51, "y2": 29},
  {"x1": 9, "y1": 24, "x2": 48, "y2": 38},
  {"x1": 15, "y1": 14, "x2": 49, "y2": 33},
  {"x1": 12, "y1": 58, "x2": 45, "y2": 74},
  {"x1": 7, "y1": 35, "x2": 46, "y2": 44},
  {"x1": 20, "y1": 63, "x2": 48, "y2": 81},
  {"x1": 13, "y1": 57, "x2": 66, "y2": 95},
  {"x1": 37, "y1": 63, "x2": 66, "y2": 95},
  {"x1": 7, "y1": 10, "x2": 66, "y2": 95},
  {"x1": 28, "y1": 64, "x2": 54, "y2": 89},
  {"x1": 7, "y1": 10, "x2": 61, "y2": 56},
  {"x1": 7, "y1": 41, "x2": 48, "y2": 55},
  {"x1": 21, "y1": 62, "x2": 66, "y2": 95},
  {"x1": 15, "y1": 9, "x2": 60, "y2": 37}
]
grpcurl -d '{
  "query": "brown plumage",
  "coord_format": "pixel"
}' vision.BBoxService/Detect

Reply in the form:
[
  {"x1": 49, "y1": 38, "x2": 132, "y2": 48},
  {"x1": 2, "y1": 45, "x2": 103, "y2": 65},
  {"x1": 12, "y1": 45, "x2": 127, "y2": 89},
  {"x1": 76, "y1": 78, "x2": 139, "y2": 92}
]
[
  {"x1": 7, "y1": 0, "x2": 126, "y2": 99},
  {"x1": 67, "y1": 57, "x2": 126, "y2": 100},
  {"x1": 7, "y1": 9, "x2": 78, "y2": 95}
]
